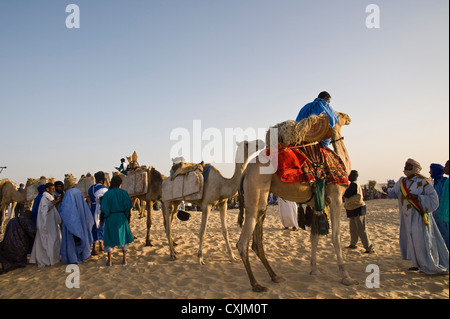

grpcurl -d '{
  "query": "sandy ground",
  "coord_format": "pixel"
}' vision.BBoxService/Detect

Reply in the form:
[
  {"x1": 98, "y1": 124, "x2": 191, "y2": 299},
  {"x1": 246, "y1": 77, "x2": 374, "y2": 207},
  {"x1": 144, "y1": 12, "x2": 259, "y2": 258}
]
[{"x1": 0, "y1": 198, "x2": 448, "y2": 299}]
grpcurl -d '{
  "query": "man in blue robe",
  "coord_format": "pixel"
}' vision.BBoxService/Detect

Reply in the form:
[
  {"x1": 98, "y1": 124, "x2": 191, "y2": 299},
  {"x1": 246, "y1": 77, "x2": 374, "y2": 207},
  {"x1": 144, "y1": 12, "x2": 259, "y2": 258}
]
[
  {"x1": 60, "y1": 187, "x2": 94, "y2": 264},
  {"x1": 430, "y1": 163, "x2": 449, "y2": 249},
  {"x1": 88, "y1": 171, "x2": 109, "y2": 255},
  {"x1": 295, "y1": 91, "x2": 339, "y2": 148}
]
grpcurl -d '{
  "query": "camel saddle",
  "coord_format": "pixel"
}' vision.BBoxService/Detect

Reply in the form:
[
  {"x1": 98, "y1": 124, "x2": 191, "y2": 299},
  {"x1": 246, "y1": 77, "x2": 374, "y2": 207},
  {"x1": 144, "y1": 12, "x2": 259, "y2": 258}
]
[
  {"x1": 267, "y1": 143, "x2": 348, "y2": 185},
  {"x1": 171, "y1": 161, "x2": 207, "y2": 180}
]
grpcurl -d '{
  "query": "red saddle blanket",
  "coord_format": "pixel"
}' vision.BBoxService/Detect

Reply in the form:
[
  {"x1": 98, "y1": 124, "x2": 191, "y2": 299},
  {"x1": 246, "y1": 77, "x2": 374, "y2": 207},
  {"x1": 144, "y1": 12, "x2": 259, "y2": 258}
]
[{"x1": 266, "y1": 143, "x2": 349, "y2": 185}]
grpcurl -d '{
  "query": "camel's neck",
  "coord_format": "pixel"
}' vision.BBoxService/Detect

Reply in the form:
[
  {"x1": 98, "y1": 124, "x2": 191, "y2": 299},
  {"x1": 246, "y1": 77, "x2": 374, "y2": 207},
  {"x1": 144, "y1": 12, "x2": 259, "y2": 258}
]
[
  {"x1": 220, "y1": 159, "x2": 248, "y2": 198},
  {"x1": 14, "y1": 188, "x2": 27, "y2": 203},
  {"x1": 331, "y1": 126, "x2": 351, "y2": 174}
]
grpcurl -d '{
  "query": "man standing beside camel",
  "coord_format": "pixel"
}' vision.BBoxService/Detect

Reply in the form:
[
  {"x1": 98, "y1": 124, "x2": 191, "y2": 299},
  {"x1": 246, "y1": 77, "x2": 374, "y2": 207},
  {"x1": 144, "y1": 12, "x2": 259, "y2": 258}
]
[
  {"x1": 88, "y1": 171, "x2": 108, "y2": 255},
  {"x1": 29, "y1": 183, "x2": 62, "y2": 268},
  {"x1": 385, "y1": 159, "x2": 448, "y2": 274}
]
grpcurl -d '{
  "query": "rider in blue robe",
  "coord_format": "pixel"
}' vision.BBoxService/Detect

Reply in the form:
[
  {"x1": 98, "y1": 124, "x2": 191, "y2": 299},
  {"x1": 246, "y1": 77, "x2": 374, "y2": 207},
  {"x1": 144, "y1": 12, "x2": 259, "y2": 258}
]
[{"x1": 296, "y1": 91, "x2": 339, "y2": 148}]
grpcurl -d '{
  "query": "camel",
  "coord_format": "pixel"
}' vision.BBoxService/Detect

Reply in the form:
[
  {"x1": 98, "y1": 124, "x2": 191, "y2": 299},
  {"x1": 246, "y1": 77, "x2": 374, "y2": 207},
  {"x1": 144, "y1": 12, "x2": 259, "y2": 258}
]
[
  {"x1": 0, "y1": 177, "x2": 48, "y2": 233},
  {"x1": 163, "y1": 139, "x2": 264, "y2": 265},
  {"x1": 236, "y1": 112, "x2": 358, "y2": 292},
  {"x1": 113, "y1": 166, "x2": 166, "y2": 246},
  {"x1": 64, "y1": 173, "x2": 97, "y2": 196}
]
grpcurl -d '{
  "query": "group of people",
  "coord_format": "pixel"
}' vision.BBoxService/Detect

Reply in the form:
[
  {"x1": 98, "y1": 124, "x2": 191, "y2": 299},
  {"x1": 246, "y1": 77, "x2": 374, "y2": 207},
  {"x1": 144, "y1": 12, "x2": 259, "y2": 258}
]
[
  {"x1": 277, "y1": 158, "x2": 449, "y2": 274},
  {"x1": 1, "y1": 91, "x2": 448, "y2": 278},
  {"x1": 0, "y1": 173, "x2": 134, "y2": 274}
]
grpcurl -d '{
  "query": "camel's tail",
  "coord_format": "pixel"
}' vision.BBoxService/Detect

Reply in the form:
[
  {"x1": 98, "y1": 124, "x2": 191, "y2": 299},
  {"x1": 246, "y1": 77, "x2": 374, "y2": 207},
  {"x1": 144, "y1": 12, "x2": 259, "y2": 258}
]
[{"x1": 237, "y1": 168, "x2": 246, "y2": 228}]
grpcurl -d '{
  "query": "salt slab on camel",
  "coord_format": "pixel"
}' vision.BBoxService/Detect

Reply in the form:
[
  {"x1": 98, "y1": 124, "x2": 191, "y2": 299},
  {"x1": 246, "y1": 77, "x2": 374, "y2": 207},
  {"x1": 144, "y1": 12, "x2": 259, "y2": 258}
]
[{"x1": 161, "y1": 170, "x2": 204, "y2": 202}]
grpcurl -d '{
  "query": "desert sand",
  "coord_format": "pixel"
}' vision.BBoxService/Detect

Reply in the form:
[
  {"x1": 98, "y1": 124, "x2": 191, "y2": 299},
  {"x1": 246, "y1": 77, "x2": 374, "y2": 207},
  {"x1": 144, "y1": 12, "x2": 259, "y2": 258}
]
[{"x1": 0, "y1": 198, "x2": 448, "y2": 299}]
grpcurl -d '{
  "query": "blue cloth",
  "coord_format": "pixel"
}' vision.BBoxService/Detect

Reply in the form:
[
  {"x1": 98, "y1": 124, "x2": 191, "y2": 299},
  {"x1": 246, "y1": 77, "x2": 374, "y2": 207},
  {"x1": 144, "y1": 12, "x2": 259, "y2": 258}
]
[
  {"x1": 203, "y1": 164, "x2": 212, "y2": 182},
  {"x1": 60, "y1": 188, "x2": 94, "y2": 264},
  {"x1": 88, "y1": 183, "x2": 108, "y2": 242},
  {"x1": 430, "y1": 164, "x2": 446, "y2": 197},
  {"x1": 430, "y1": 164, "x2": 449, "y2": 249},
  {"x1": 296, "y1": 98, "x2": 339, "y2": 148},
  {"x1": 435, "y1": 178, "x2": 449, "y2": 249},
  {"x1": 31, "y1": 185, "x2": 46, "y2": 225}
]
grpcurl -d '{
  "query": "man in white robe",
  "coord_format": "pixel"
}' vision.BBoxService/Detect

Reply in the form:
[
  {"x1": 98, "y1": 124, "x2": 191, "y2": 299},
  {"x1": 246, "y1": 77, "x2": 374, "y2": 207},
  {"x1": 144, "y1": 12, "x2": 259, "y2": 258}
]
[
  {"x1": 278, "y1": 198, "x2": 298, "y2": 230},
  {"x1": 387, "y1": 159, "x2": 448, "y2": 274},
  {"x1": 30, "y1": 183, "x2": 62, "y2": 268}
]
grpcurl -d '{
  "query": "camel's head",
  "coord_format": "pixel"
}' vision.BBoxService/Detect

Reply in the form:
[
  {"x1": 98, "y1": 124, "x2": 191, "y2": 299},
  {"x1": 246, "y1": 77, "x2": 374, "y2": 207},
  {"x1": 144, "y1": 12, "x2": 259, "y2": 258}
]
[
  {"x1": 26, "y1": 178, "x2": 37, "y2": 187},
  {"x1": 64, "y1": 173, "x2": 77, "y2": 190},
  {"x1": 25, "y1": 178, "x2": 40, "y2": 201},
  {"x1": 235, "y1": 139, "x2": 265, "y2": 163},
  {"x1": 337, "y1": 112, "x2": 351, "y2": 126}
]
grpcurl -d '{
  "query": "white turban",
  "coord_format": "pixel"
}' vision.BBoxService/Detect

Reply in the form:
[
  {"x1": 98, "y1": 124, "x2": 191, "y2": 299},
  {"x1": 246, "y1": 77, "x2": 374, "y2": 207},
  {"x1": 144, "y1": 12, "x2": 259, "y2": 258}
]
[{"x1": 404, "y1": 158, "x2": 422, "y2": 177}]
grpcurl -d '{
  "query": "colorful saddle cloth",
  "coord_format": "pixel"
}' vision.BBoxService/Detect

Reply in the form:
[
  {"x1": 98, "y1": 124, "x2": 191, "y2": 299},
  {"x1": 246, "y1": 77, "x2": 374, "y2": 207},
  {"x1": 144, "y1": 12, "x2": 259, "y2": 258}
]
[{"x1": 266, "y1": 143, "x2": 349, "y2": 186}]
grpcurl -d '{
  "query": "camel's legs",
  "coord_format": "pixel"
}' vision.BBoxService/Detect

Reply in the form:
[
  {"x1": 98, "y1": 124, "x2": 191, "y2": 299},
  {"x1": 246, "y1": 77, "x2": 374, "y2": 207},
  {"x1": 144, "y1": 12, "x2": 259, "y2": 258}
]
[
  {"x1": 197, "y1": 204, "x2": 212, "y2": 265},
  {"x1": 145, "y1": 200, "x2": 154, "y2": 246},
  {"x1": 237, "y1": 206, "x2": 267, "y2": 292},
  {"x1": 0, "y1": 206, "x2": 6, "y2": 234},
  {"x1": 139, "y1": 200, "x2": 146, "y2": 218},
  {"x1": 251, "y1": 207, "x2": 285, "y2": 284},
  {"x1": 164, "y1": 201, "x2": 180, "y2": 260},
  {"x1": 218, "y1": 200, "x2": 237, "y2": 262},
  {"x1": 328, "y1": 192, "x2": 358, "y2": 285}
]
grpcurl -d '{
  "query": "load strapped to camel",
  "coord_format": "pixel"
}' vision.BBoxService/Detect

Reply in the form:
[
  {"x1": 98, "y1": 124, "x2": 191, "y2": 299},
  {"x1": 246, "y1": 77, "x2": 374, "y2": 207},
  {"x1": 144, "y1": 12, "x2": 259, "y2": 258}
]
[
  {"x1": 120, "y1": 168, "x2": 148, "y2": 197},
  {"x1": 115, "y1": 151, "x2": 149, "y2": 197},
  {"x1": 161, "y1": 159, "x2": 211, "y2": 202}
]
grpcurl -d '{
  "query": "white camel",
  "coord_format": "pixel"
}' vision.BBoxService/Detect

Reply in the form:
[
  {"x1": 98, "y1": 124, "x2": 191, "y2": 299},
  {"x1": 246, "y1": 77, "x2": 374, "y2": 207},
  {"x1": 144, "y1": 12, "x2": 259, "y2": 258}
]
[{"x1": 163, "y1": 140, "x2": 264, "y2": 265}]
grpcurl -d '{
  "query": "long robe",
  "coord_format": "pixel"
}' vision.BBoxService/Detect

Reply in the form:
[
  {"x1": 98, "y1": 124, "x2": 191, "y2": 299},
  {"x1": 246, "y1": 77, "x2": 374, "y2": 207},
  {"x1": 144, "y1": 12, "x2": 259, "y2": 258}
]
[
  {"x1": 278, "y1": 198, "x2": 299, "y2": 228},
  {"x1": 0, "y1": 217, "x2": 36, "y2": 273},
  {"x1": 88, "y1": 183, "x2": 108, "y2": 242},
  {"x1": 100, "y1": 188, "x2": 134, "y2": 247},
  {"x1": 60, "y1": 188, "x2": 94, "y2": 264},
  {"x1": 30, "y1": 192, "x2": 62, "y2": 268},
  {"x1": 436, "y1": 179, "x2": 449, "y2": 249},
  {"x1": 388, "y1": 176, "x2": 449, "y2": 274}
]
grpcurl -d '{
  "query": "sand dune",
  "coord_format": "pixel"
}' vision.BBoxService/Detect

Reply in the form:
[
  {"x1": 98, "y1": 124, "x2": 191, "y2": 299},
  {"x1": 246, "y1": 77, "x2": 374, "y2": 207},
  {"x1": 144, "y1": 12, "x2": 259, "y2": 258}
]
[{"x1": 0, "y1": 198, "x2": 448, "y2": 299}]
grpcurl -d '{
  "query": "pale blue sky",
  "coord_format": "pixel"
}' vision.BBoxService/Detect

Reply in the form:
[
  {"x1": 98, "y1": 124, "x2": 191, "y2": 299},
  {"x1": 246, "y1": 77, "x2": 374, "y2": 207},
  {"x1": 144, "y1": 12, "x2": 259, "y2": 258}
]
[{"x1": 1, "y1": 0, "x2": 448, "y2": 185}]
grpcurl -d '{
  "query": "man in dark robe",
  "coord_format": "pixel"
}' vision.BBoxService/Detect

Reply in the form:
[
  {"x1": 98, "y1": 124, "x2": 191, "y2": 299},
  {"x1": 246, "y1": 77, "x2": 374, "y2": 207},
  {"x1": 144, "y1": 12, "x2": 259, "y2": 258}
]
[{"x1": 0, "y1": 210, "x2": 36, "y2": 274}]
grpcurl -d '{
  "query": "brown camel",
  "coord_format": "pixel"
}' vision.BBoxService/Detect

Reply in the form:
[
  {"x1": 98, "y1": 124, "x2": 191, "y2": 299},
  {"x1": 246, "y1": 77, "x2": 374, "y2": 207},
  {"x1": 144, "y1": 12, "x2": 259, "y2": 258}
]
[
  {"x1": 0, "y1": 178, "x2": 46, "y2": 233},
  {"x1": 236, "y1": 112, "x2": 358, "y2": 292},
  {"x1": 163, "y1": 139, "x2": 264, "y2": 265},
  {"x1": 114, "y1": 166, "x2": 166, "y2": 246}
]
